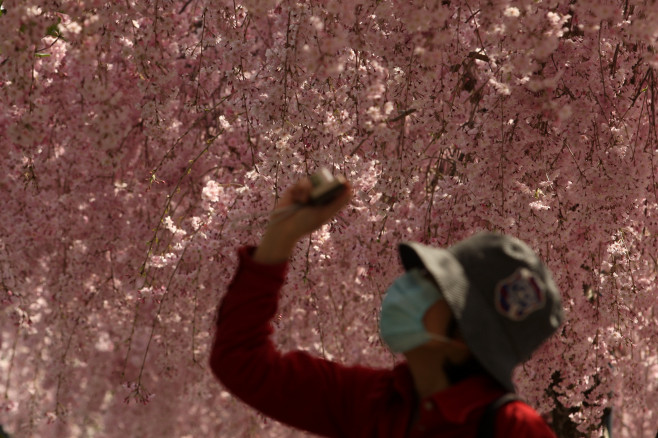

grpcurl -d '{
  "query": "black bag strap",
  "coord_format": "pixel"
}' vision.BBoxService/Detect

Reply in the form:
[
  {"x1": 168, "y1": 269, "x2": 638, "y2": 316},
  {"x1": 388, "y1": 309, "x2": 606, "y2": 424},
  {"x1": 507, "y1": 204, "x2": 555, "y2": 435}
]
[{"x1": 476, "y1": 393, "x2": 521, "y2": 438}]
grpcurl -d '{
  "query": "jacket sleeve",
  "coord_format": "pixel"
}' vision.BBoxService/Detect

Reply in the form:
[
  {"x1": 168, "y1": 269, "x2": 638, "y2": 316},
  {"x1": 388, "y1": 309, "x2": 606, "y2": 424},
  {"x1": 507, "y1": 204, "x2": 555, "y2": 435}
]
[
  {"x1": 209, "y1": 246, "x2": 387, "y2": 438},
  {"x1": 496, "y1": 401, "x2": 558, "y2": 438}
]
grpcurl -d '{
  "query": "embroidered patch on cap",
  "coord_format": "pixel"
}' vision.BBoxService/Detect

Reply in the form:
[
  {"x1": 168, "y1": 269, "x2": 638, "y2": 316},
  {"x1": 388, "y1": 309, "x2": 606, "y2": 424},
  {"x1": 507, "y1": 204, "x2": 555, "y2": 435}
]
[{"x1": 495, "y1": 268, "x2": 546, "y2": 321}]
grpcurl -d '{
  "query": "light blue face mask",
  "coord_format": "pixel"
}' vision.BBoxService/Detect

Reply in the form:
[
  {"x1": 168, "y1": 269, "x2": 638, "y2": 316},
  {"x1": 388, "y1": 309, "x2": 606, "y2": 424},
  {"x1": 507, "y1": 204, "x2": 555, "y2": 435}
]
[{"x1": 379, "y1": 269, "x2": 453, "y2": 353}]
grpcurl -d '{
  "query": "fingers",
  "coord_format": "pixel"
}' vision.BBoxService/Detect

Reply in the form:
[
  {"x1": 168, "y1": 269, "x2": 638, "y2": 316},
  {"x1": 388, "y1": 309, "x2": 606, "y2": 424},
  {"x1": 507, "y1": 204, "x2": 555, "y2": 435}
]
[
  {"x1": 290, "y1": 179, "x2": 312, "y2": 205},
  {"x1": 313, "y1": 181, "x2": 353, "y2": 220},
  {"x1": 327, "y1": 181, "x2": 352, "y2": 211},
  {"x1": 277, "y1": 176, "x2": 351, "y2": 218},
  {"x1": 275, "y1": 178, "x2": 311, "y2": 210}
]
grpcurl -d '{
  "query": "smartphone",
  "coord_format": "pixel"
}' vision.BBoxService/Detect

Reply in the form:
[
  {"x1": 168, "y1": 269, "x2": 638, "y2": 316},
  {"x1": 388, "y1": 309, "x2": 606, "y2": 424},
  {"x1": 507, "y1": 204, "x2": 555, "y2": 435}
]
[{"x1": 309, "y1": 168, "x2": 347, "y2": 206}]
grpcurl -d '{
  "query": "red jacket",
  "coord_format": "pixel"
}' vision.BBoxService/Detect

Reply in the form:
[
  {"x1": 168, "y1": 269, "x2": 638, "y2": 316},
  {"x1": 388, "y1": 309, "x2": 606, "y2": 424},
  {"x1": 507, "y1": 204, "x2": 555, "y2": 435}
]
[{"x1": 210, "y1": 247, "x2": 557, "y2": 437}]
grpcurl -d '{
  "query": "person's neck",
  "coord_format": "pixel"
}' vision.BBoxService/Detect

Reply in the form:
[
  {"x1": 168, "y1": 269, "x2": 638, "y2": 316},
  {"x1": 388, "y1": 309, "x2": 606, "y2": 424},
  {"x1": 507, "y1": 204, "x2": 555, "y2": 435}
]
[{"x1": 404, "y1": 347, "x2": 451, "y2": 399}]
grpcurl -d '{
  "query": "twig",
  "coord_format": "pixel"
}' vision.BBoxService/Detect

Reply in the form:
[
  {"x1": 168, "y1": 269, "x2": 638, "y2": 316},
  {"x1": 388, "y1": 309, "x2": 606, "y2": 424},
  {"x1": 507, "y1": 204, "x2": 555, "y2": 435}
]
[
  {"x1": 387, "y1": 108, "x2": 417, "y2": 123},
  {"x1": 348, "y1": 132, "x2": 372, "y2": 156},
  {"x1": 178, "y1": 0, "x2": 194, "y2": 14}
]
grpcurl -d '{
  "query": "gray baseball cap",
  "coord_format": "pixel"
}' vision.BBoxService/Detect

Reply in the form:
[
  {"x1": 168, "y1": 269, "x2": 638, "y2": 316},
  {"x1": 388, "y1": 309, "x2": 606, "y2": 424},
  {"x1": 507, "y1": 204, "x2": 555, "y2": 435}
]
[{"x1": 398, "y1": 232, "x2": 564, "y2": 392}]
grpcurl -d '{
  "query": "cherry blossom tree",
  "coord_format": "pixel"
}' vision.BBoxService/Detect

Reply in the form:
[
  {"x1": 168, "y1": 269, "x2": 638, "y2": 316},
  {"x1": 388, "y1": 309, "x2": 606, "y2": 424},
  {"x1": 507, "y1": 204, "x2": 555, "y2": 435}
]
[{"x1": 1, "y1": 0, "x2": 657, "y2": 436}]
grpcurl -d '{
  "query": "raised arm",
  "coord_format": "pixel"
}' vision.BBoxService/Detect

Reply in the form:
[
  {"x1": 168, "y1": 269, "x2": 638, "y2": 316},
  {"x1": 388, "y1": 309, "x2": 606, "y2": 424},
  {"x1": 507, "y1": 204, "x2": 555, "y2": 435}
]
[{"x1": 209, "y1": 177, "x2": 388, "y2": 437}]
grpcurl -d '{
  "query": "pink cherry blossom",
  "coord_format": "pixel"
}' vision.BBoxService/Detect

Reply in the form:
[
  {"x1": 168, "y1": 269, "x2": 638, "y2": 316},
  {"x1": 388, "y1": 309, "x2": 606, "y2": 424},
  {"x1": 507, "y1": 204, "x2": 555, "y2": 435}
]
[{"x1": 1, "y1": 0, "x2": 657, "y2": 437}]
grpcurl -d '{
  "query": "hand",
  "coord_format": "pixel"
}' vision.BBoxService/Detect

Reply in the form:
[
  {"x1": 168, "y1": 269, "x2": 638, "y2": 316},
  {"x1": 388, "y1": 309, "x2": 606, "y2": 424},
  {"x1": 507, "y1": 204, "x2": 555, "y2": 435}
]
[
  {"x1": 253, "y1": 177, "x2": 352, "y2": 264},
  {"x1": 272, "y1": 177, "x2": 352, "y2": 239}
]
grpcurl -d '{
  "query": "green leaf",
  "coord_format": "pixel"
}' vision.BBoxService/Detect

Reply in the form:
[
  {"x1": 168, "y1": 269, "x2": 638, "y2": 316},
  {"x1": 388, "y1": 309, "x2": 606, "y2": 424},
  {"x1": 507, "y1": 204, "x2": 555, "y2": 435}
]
[{"x1": 35, "y1": 53, "x2": 51, "y2": 58}]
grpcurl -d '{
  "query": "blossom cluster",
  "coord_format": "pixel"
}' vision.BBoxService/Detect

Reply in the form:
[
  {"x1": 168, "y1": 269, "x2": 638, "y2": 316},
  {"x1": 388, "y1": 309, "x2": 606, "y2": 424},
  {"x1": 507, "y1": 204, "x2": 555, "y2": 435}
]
[{"x1": 1, "y1": 0, "x2": 657, "y2": 436}]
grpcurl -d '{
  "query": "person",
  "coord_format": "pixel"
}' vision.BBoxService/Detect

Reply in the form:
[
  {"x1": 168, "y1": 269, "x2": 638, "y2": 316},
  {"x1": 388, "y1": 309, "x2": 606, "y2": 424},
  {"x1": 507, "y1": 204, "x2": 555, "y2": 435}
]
[{"x1": 210, "y1": 175, "x2": 564, "y2": 437}]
